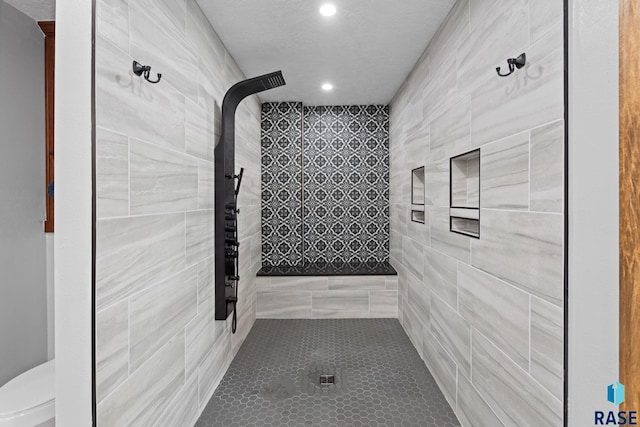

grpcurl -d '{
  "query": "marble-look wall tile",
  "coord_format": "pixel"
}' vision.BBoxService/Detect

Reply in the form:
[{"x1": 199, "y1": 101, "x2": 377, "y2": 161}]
[
  {"x1": 471, "y1": 210, "x2": 563, "y2": 305},
  {"x1": 185, "y1": 310, "x2": 225, "y2": 380},
  {"x1": 456, "y1": 373, "x2": 505, "y2": 427},
  {"x1": 156, "y1": 375, "x2": 199, "y2": 427},
  {"x1": 185, "y1": 98, "x2": 214, "y2": 161},
  {"x1": 96, "y1": 0, "x2": 262, "y2": 422},
  {"x1": 96, "y1": 300, "x2": 128, "y2": 403},
  {"x1": 427, "y1": 0, "x2": 470, "y2": 69},
  {"x1": 423, "y1": 330, "x2": 457, "y2": 408},
  {"x1": 312, "y1": 291, "x2": 370, "y2": 318},
  {"x1": 257, "y1": 291, "x2": 312, "y2": 319},
  {"x1": 529, "y1": 0, "x2": 563, "y2": 43},
  {"x1": 430, "y1": 207, "x2": 471, "y2": 263},
  {"x1": 466, "y1": 156, "x2": 480, "y2": 207},
  {"x1": 198, "y1": 332, "x2": 231, "y2": 408},
  {"x1": 129, "y1": 267, "x2": 197, "y2": 370},
  {"x1": 267, "y1": 276, "x2": 328, "y2": 291},
  {"x1": 130, "y1": 1, "x2": 198, "y2": 102},
  {"x1": 530, "y1": 120, "x2": 564, "y2": 212},
  {"x1": 96, "y1": 127, "x2": 129, "y2": 218},
  {"x1": 459, "y1": 0, "x2": 529, "y2": 95},
  {"x1": 95, "y1": 36, "x2": 186, "y2": 153},
  {"x1": 96, "y1": 0, "x2": 129, "y2": 51},
  {"x1": 402, "y1": 236, "x2": 424, "y2": 280},
  {"x1": 472, "y1": 332, "x2": 562, "y2": 426},
  {"x1": 97, "y1": 331, "x2": 185, "y2": 426},
  {"x1": 407, "y1": 270, "x2": 430, "y2": 327},
  {"x1": 424, "y1": 247, "x2": 458, "y2": 309},
  {"x1": 422, "y1": 53, "x2": 459, "y2": 120},
  {"x1": 401, "y1": 303, "x2": 424, "y2": 354},
  {"x1": 198, "y1": 160, "x2": 214, "y2": 209},
  {"x1": 370, "y1": 291, "x2": 398, "y2": 318},
  {"x1": 470, "y1": 20, "x2": 564, "y2": 146},
  {"x1": 408, "y1": 207, "x2": 430, "y2": 243},
  {"x1": 197, "y1": 257, "x2": 214, "y2": 312},
  {"x1": 186, "y1": 0, "x2": 225, "y2": 76},
  {"x1": 531, "y1": 296, "x2": 563, "y2": 400},
  {"x1": 186, "y1": 210, "x2": 214, "y2": 267},
  {"x1": 458, "y1": 264, "x2": 529, "y2": 369},
  {"x1": 327, "y1": 276, "x2": 386, "y2": 290},
  {"x1": 391, "y1": 0, "x2": 565, "y2": 424},
  {"x1": 130, "y1": 139, "x2": 198, "y2": 215},
  {"x1": 430, "y1": 97, "x2": 471, "y2": 163},
  {"x1": 480, "y1": 131, "x2": 529, "y2": 209},
  {"x1": 424, "y1": 160, "x2": 449, "y2": 207},
  {"x1": 451, "y1": 157, "x2": 469, "y2": 206},
  {"x1": 430, "y1": 296, "x2": 471, "y2": 376},
  {"x1": 96, "y1": 213, "x2": 186, "y2": 310}
]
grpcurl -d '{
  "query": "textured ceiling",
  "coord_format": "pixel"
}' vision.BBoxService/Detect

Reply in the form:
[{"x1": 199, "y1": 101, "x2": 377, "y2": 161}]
[
  {"x1": 5, "y1": 0, "x2": 55, "y2": 21},
  {"x1": 197, "y1": 0, "x2": 455, "y2": 105}
]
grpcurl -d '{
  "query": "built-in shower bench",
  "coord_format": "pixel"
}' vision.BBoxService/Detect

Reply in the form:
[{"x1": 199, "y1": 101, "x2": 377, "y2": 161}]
[{"x1": 255, "y1": 262, "x2": 398, "y2": 319}]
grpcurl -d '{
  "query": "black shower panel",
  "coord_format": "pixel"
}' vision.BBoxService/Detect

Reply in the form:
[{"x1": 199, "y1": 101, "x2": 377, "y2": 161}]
[{"x1": 215, "y1": 71, "x2": 285, "y2": 327}]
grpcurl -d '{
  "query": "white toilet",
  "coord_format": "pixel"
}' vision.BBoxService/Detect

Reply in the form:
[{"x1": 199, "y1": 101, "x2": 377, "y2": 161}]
[{"x1": 0, "y1": 360, "x2": 55, "y2": 427}]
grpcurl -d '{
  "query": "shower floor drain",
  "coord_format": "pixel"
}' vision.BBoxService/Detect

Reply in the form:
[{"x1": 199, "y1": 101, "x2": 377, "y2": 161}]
[{"x1": 319, "y1": 374, "x2": 335, "y2": 386}]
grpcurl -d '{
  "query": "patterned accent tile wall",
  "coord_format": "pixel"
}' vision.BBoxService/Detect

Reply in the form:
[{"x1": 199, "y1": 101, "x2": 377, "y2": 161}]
[
  {"x1": 261, "y1": 104, "x2": 390, "y2": 265},
  {"x1": 390, "y1": 0, "x2": 564, "y2": 426},
  {"x1": 94, "y1": 0, "x2": 262, "y2": 425},
  {"x1": 303, "y1": 106, "x2": 390, "y2": 264},
  {"x1": 261, "y1": 102, "x2": 303, "y2": 266}
]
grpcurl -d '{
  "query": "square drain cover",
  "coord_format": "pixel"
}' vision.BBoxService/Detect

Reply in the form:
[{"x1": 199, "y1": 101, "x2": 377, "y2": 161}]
[{"x1": 319, "y1": 374, "x2": 335, "y2": 386}]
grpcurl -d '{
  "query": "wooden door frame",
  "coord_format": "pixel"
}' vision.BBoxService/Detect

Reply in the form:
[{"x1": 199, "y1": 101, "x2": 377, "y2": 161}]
[
  {"x1": 37, "y1": 21, "x2": 55, "y2": 232},
  {"x1": 619, "y1": 0, "x2": 639, "y2": 411}
]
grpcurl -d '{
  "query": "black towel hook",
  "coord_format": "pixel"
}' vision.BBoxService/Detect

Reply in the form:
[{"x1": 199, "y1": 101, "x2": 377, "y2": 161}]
[
  {"x1": 496, "y1": 53, "x2": 526, "y2": 77},
  {"x1": 132, "y1": 60, "x2": 162, "y2": 84}
]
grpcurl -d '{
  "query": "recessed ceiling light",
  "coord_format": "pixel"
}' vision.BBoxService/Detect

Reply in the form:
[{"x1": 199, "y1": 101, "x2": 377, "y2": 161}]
[
  {"x1": 322, "y1": 83, "x2": 334, "y2": 91},
  {"x1": 319, "y1": 4, "x2": 336, "y2": 16}
]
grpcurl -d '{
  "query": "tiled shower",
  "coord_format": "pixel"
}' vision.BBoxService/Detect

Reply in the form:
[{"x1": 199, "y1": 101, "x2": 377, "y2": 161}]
[{"x1": 93, "y1": 0, "x2": 565, "y2": 426}]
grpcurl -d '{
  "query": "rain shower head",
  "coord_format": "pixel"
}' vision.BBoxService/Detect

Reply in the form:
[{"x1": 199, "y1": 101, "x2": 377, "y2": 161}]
[{"x1": 222, "y1": 71, "x2": 286, "y2": 111}]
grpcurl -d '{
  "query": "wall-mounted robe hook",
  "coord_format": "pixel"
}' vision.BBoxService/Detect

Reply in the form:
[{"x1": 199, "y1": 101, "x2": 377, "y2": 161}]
[
  {"x1": 496, "y1": 53, "x2": 526, "y2": 77},
  {"x1": 132, "y1": 60, "x2": 162, "y2": 83}
]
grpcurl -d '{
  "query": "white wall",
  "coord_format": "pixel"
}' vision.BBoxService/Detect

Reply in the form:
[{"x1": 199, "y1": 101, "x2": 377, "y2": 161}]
[
  {"x1": 46, "y1": 234, "x2": 54, "y2": 360},
  {"x1": 54, "y1": 0, "x2": 93, "y2": 424},
  {"x1": 0, "y1": 0, "x2": 48, "y2": 387},
  {"x1": 567, "y1": 0, "x2": 619, "y2": 425}
]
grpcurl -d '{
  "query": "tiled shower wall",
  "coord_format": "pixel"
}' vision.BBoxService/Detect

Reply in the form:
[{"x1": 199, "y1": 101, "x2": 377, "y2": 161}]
[
  {"x1": 390, "y1": 0, "x2": 564, "y2": 426},
  {"x1": 261, "y1": 102, "x2": 304, "y2": 266},
  {"x1": 261, "y1": 104, "x2": 390, "y2": 265},
  {"x1": 94, "y1": 0, "x2": 262, "y2": 425}
]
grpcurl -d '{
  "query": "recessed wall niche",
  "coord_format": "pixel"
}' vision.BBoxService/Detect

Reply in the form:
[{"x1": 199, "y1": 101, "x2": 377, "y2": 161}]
[
  {"x1": 450, "y1": 149, "x2": 480, "y2": 238},
  {"x1": 411, "y1": 166, "x2": 425, "y2": 223}
]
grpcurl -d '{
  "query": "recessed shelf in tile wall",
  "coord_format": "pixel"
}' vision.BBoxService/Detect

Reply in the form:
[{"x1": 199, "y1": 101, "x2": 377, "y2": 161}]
[
  {"x1": 411, "y1": 166, "x2": 425, "y2": 223},
  {"x1": 450, "y1": 149, "x2": 480, "y2": 238},
  {"x1": 411, "y1": 166, "x2": 425, "y2": 205},
  {"x1": 411, "y1": 210, "x2": 425, "y2": 224}
]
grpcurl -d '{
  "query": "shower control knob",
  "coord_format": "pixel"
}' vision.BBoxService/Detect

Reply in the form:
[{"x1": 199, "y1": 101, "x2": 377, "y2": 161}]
[
  {"x1": 224, "y1": 203, "x2": 239, "y2": 212},
  {"x1": 228, "y1": 275, "x2": 240, "y2": 281}
]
